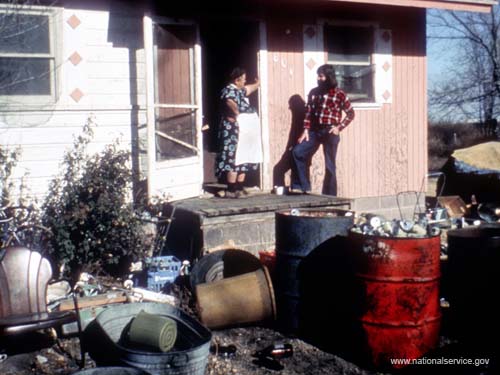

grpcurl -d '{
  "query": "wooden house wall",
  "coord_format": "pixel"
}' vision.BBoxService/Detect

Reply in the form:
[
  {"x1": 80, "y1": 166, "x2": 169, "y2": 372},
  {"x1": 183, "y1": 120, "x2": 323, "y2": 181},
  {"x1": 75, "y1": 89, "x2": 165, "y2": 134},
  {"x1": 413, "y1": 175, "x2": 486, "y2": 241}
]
[
  {"x1": 0, "y1": 8, "x2": 147, "y2": 198},
  {"x1": 266, "y1": 20, "x2": 305, "y2": 188},
  {"x1": 2, "y1": 3, "x2": 428, "y2": 204},
  {"x1": 265, "y1": 7, "x2": 427, "y2": 199}
]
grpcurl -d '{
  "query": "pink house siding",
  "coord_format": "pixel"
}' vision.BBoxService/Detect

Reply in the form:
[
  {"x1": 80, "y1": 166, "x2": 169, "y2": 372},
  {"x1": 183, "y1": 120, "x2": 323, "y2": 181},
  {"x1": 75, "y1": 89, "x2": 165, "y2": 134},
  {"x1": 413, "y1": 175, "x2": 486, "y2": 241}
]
[
  {"x1": 265, "y1": 6, "x2": 427, "y2": 201},
  {"x1": 266, "y1": 20, "x2": 306, "y2": 187},
  {"x1": 348, "y1": 8, "x2": 427, "y2": 198}
]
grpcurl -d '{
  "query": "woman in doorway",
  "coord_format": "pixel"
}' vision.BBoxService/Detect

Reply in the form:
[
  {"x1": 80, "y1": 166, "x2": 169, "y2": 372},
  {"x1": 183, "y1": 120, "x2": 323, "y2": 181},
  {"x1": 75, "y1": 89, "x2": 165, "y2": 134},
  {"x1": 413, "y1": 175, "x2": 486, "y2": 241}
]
[{"x1": 216, "y1": 67, "x2": 260, "y2": 198}]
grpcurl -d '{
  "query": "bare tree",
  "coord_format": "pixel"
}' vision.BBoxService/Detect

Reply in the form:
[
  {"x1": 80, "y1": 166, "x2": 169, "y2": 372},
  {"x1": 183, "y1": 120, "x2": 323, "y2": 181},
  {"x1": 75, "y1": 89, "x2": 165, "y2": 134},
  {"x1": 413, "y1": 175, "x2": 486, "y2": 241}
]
[{"x1": 428, "y1": 6, "x2": 500, "y2": 135}]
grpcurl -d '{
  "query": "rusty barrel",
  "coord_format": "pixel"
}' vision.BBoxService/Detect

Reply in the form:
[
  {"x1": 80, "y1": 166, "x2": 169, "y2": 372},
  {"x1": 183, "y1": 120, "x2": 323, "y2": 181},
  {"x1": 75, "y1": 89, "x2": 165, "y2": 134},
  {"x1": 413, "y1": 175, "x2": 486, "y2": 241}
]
[
  {"x1": 348, "y1": 231, "x2": 441, "y2": 369},
  {"x1": 445, "y1": 224, "x2": 500, "y2": 346},
  {"x1": 275, "y1": 208, "x2": 353, "y2": 333}
]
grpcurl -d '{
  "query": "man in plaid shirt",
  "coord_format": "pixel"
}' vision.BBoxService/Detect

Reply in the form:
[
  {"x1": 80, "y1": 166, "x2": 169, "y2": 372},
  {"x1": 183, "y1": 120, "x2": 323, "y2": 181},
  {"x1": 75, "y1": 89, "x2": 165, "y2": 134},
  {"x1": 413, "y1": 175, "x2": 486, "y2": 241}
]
[{"x1": 291, "y1": 64, "x2": 355, "y2": 196}]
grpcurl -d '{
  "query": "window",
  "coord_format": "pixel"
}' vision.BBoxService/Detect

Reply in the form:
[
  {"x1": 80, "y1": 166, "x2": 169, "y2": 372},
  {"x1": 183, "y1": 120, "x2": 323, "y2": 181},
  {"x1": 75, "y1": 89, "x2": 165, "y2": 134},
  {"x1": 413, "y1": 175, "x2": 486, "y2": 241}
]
[
  {"x1": 325, "y1": 25, "x2": 375, "y2": 102},
  {"x1": 0, "y1": 8, "x2": 57, "y2": 103}
]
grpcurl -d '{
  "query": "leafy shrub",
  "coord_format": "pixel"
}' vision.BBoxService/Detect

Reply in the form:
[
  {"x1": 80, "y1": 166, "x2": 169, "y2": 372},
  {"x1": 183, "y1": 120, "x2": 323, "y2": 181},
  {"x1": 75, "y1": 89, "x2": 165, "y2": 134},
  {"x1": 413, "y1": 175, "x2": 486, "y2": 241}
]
[
  {"x1": 0, "y1": 146, "x2": 44, "y2": 250},
  {"x1": 0, "y1": 146, "x2": 21, "y2": 207},
  {"x1": 42, "y1": 119, "x2": 148, "y2": 280}
]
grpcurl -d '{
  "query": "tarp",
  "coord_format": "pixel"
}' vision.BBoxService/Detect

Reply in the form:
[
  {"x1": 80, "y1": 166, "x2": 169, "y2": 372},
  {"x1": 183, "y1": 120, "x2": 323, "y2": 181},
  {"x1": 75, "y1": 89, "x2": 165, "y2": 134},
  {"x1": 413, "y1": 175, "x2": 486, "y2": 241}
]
[{"x1": 451, "y1": 141, "x2": 500, "y2": 173}]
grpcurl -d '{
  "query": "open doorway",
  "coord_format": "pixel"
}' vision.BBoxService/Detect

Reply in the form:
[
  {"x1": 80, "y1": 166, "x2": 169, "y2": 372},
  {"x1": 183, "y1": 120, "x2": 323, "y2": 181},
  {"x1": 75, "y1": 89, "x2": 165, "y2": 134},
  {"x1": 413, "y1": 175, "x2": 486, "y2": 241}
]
[{"x1": 200, "y1": 19, "x2": 261, "y2": 189}]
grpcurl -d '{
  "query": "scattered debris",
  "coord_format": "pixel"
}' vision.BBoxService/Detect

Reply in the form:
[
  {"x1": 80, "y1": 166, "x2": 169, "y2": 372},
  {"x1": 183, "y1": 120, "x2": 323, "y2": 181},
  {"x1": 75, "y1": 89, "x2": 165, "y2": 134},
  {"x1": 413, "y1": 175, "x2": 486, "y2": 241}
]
[
  {"x1": 351, "y1": 212, "x2": 442, "y2": 238},
  {"x1": 254, "y1": 342, "x2": 293, "y2": 360},
  {"x1": 75, "y1": 273, "x2": 103, "y2": 297},
  {"x1": 210, "y1": 343, "x2": 237, "y2": 358},
  {"x1": 127, "y1": 287, "x2": 177, "y2": 305},
  {"x1": 46, "y1": 280, "x2": 72, "y2": 305},
  {"x1": 477, "y1": 202, "x2": 500, "y2": 222},
  {"x1": 252, "y1": 355, "x2": 284, "y2": 371}
]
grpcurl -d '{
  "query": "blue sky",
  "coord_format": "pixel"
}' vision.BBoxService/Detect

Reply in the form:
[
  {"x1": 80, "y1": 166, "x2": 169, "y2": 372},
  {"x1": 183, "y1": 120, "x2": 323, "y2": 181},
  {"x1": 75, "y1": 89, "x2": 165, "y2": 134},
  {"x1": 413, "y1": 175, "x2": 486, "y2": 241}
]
[
  {"x1": 426, "y1": 11, "x2": 459, "y2": 92},
  {"x1": 426, "y1": 9, "x2": 466, "y2": 120}
]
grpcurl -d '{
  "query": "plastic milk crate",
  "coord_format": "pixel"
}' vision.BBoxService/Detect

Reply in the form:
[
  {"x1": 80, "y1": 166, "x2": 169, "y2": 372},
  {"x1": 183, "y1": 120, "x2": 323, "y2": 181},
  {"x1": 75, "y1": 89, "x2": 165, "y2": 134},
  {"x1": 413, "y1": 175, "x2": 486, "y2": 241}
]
[{"x1": 145, "y1": 255, "x2": 182, "y2": 292}]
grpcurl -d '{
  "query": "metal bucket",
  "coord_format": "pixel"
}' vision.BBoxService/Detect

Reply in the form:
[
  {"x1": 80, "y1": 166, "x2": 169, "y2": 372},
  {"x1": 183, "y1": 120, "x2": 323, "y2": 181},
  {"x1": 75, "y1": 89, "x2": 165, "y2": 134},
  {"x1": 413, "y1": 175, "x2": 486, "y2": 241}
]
[
  {"x1": 445, "y1": 224, "x2": 500, "y2": 345},
  {"x1": 274, "y1": 208, "x2": 353, "y2": 333},
  {"x1": 195, "y1": 267, "x2": 276, "y2": 329},
  {"x1": 83, "y1": 302, "x2": 211, "y2": 375},
  {"x1": 348, "y1": 231, "x2": 441, "y2": 369}
]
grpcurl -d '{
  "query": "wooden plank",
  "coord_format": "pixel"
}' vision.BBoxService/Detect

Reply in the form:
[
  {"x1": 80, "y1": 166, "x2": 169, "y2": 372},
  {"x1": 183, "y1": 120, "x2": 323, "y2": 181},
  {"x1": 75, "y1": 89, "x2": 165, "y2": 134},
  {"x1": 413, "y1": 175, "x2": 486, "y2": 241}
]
[
  {"x1": 85, "y1": 46, "x2": 145, "y2": 63},
  {"x1": 87, "y1": 62, "x2": 145, "y2": 79},
  {"x1": 58, "y1": 292, "x2": 128, "y2": 312},
  {"x1": 0, "y1": 110, "x2": 146, "y2": 128},
  {"x1": 85, "y1": 78, "x2": 146, "y2": 95},
  {"x1": 1, "y1": 126, "x2": 132, "y2": 146},
  {"x1": 169, "y1": 193, "x2": 351, "y2": 217}
]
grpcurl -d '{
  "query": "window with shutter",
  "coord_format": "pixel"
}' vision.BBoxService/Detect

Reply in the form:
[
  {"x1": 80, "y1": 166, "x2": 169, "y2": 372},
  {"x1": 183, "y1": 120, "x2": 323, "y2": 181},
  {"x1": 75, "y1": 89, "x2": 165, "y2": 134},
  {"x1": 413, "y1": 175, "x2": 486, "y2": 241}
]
[
  {"x1": 324, "y1": 25, "x2": 375, "y2": 102},
  {"x1": 325, "y1": 25, "x2": 375, "y2": 102},
  {"x1": 303, "y1": 21, "x2": 393, "y2": 106},
  {"x1": 373, "y1": 28, "x2": 393, "y2": 104}
]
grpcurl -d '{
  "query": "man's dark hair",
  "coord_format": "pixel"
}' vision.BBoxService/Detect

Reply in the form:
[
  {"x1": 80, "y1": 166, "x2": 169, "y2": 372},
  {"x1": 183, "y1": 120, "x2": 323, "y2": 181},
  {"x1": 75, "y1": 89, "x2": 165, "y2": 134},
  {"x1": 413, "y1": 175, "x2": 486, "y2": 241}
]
[
  {"x1": 229, "y1": 67, "x2": 246, "y2": 82},
  {"x1": 317, "y1": 64, "x2": 338, "y2": 88}
]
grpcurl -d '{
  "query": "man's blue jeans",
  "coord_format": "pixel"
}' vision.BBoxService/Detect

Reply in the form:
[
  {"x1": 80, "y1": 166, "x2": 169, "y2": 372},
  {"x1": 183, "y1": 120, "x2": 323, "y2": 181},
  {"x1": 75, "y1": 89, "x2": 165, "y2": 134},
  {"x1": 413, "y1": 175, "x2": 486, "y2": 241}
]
[{"x1": 291, "y1": 128, "x2": 340, "y2": 196}]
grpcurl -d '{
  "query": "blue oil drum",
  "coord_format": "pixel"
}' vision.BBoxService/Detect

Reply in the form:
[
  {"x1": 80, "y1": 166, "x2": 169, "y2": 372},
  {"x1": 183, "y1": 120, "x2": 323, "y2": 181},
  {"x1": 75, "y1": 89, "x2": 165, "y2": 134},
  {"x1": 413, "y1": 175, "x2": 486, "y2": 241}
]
[{"x1": 274, "y1": 208, "x2": 353, "y2": 333}]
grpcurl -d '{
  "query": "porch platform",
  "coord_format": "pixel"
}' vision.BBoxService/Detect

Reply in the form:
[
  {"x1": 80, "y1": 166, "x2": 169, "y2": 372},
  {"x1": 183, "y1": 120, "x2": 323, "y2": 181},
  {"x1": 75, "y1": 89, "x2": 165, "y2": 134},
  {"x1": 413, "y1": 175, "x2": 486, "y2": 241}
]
[{"x1": 162, "y1": 193, "x2": 352, "y2": 262}]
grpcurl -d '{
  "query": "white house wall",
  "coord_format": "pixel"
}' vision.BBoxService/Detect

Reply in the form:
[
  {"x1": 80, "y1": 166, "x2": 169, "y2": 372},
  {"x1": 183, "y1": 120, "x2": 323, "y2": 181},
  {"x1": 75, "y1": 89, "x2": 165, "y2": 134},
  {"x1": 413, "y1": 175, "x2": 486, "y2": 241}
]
[{"x1": 0, "y1": 7, "x2": 148, "y2": 200}]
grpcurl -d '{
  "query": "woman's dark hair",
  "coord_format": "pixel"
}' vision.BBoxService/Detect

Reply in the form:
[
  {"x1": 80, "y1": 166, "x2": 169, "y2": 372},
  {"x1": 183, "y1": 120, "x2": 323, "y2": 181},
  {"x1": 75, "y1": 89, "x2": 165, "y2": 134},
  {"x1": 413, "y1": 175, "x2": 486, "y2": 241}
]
[
  {"x1": 228, "y1": 67, "x2": 246, "y2": 82},
  {"x1": 317, "y1": 64, "x2": 338, "y2": 88}
]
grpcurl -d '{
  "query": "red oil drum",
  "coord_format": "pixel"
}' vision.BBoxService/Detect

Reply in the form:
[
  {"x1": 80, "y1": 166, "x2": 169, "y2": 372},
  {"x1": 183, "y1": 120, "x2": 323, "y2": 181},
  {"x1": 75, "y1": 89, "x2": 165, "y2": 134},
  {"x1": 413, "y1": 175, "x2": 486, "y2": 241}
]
[{"x1": 348, "y1": 231, "x2": 441, "y2": 369}]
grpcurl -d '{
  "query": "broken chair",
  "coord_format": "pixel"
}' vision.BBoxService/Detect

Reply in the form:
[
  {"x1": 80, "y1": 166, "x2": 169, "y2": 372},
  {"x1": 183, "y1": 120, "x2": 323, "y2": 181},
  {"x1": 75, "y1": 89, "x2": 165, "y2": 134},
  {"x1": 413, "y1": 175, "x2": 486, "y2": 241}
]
[{"x1": 0, "y1": 246, "x2": 77, "y2": 336}]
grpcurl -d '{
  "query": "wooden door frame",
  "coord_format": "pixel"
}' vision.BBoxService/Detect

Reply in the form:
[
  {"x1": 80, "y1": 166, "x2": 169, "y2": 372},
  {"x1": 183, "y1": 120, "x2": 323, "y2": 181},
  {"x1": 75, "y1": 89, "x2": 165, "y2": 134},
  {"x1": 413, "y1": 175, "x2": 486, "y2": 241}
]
[
  {"x1": 258, "y1": 20, "x2": 271, "y2": 191},
  {"x1": 143, "y1": 15, "x2": 203, "y2": 200}
]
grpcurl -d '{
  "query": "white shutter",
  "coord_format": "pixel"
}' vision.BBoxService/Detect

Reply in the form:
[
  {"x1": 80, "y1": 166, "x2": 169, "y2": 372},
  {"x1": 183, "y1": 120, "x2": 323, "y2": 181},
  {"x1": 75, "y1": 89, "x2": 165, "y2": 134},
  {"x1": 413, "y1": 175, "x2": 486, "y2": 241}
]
[
  {"x1": 303, "y1": 24, "x2": 325, "y2": 98},
  {"x1": 374, "y1": 29, "x2": 393, "y2": 104}
]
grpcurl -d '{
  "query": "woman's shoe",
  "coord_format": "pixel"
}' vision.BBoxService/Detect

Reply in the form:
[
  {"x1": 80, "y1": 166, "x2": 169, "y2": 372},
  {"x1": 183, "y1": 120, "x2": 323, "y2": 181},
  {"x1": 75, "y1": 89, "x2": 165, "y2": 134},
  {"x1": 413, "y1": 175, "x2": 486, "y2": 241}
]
[
  {"x1": 224, "y1": 190, "x2": 239, "y2": 199},
  {"x1": 237, "y1": 189, "x2": 250, "y2": 197},
  {"x1": 225, "y1": 190, "x2": 241, "y2": 199}
]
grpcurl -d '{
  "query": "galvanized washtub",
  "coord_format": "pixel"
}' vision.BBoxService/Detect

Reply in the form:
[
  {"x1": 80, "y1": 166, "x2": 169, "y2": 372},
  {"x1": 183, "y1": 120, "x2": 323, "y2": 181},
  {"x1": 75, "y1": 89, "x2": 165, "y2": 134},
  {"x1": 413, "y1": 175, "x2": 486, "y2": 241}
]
[{"x1": 83, "y1": 302, "x2": 211, "y2": 375}]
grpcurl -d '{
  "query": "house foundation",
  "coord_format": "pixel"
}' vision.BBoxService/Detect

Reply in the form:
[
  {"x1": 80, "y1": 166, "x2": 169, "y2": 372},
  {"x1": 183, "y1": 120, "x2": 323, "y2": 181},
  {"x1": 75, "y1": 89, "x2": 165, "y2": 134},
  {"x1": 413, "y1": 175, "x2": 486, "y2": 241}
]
[{"x1": 162, "y1": 193, "x2": 351, "y2": 262}]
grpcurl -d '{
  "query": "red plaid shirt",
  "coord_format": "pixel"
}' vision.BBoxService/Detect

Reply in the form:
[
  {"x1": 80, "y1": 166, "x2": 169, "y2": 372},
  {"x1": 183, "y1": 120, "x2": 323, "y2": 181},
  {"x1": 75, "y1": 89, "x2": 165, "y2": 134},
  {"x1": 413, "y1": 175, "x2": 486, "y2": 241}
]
[{"x1": 303, "y1": 87, "x2": 355, "y2": 131}]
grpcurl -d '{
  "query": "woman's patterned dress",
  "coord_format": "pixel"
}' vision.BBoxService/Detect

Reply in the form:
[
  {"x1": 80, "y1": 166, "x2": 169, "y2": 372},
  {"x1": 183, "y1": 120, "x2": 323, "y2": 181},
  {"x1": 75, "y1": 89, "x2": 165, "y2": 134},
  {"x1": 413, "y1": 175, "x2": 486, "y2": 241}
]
[{"x1": 215, "y1": 84, "x2": 258, "y2": 178}]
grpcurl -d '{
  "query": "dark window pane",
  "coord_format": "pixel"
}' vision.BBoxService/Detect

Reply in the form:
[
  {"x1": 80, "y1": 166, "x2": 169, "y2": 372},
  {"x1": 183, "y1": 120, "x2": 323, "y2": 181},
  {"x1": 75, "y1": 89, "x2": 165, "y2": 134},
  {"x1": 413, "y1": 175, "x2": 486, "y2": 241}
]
[
  {"x1": 0, "y1": 57, "x2": 52, "y2": 95},
  {"x1": 326, "y1": 26, "x2": 372, "y2": 63},
  {"x1": 335, "y1": 65, "x2": 374, "y2": 101},
  {"x1": 155, "y1": 108, "x2": 197, "y2": 160},
  {"x1": 0, "y1": 14, "x2": 50, "y2": 54}
]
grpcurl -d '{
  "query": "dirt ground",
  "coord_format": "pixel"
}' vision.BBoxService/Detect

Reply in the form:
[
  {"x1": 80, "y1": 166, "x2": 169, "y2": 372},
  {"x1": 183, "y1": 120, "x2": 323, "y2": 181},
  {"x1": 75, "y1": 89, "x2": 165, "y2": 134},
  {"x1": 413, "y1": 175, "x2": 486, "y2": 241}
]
[{"x1": 0, "y1": 319, "x2": 497, "y2": 375}]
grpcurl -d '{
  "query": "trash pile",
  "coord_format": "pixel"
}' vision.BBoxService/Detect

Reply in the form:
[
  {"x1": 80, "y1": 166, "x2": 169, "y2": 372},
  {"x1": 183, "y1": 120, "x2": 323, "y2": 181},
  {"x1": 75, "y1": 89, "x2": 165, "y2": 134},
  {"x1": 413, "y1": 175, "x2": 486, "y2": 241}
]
[
  {"x1": 351, "y1": 194, "x2": 500, "y2": 239},
  {"x1": 351, "y1": 212, "x2": 441, "y2": 238},
  {"x1": 2, "y1": 201, "x2": 499, "y2": 375}
]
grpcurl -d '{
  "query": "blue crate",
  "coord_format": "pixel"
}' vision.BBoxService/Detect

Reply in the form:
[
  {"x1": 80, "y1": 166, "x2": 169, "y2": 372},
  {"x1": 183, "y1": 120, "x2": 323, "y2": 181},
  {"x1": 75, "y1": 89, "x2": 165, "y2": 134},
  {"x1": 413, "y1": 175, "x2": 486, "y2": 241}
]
[{"x1": 145, "y1": 255, "x2": 182, "y2": 292}]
